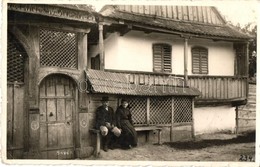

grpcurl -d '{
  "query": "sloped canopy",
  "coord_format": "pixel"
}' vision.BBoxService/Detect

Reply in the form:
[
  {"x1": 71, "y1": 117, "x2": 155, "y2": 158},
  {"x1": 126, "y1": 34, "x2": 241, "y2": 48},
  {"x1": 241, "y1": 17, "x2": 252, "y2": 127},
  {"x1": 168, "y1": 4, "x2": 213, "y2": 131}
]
[
  {"x1": 100, "y1": 5, "x2": 252, "y2": 40},
  {"x1": 85, "y1": 69, "x2": 201, "y2": 96}
]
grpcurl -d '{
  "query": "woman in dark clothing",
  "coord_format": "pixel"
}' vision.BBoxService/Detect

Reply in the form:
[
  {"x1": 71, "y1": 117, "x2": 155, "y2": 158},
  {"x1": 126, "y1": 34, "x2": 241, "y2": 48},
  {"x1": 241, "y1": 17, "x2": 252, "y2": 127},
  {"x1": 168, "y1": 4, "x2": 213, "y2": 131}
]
[{"x1": 115, "y1": 99, "x2": 138, "y2": 149}]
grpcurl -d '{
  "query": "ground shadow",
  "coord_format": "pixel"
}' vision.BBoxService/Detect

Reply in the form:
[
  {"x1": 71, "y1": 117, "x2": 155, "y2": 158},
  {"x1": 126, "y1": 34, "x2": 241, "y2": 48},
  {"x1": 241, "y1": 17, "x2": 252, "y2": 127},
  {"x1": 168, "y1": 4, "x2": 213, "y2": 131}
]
[{"x1": 164, "y1": 132, "x2": 255, "y2": 150}]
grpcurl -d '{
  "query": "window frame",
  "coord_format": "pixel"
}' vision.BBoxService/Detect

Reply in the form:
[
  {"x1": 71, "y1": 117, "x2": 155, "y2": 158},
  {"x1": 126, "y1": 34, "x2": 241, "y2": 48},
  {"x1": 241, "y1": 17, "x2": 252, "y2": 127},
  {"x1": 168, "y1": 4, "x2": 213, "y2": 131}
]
[
  {"x1": 152, "y1": 43, "x2": 172, "y2": 73},
  {"x1": 191, "y1": 46, "x2": 209, "y2": 74}
]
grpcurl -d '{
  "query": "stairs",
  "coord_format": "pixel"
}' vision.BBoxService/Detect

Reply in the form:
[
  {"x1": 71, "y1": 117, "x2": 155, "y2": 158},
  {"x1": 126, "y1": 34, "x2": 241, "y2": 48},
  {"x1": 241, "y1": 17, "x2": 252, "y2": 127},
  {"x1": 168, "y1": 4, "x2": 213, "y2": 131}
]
[{"x1": 237, "y1": 84, "x2": 256, "y2": 133}]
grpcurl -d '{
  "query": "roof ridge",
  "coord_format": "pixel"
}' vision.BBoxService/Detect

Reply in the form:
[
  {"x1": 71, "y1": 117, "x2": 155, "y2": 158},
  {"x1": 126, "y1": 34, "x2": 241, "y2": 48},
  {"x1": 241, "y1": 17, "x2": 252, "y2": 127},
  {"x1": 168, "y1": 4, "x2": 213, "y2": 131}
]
[{"x1": 115, "y1": 10, "x2": 227, "y2": 28}]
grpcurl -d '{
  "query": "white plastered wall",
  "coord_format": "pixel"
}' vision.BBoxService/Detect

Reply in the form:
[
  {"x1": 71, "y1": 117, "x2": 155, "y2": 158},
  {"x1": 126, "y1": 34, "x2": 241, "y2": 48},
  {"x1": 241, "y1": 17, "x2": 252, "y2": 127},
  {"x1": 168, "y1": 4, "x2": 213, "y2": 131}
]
[
  {"x1": 103, "y1": 30, "x2": 235, "y2": 76},
  {"x1": 193, "y1": 105, "x2": 236, "y2": 135}
]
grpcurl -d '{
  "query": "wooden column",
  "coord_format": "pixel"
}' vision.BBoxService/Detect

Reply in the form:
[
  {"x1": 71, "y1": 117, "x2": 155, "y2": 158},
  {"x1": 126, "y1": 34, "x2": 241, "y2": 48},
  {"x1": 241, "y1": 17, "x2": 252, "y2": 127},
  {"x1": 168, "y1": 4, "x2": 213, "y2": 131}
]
[
  {"x1": 245, "y1": 42, "x2": 249, "y2": 98},
  {"x1": 184, "y1": 38, "x2": 188, "y2": 86},
  {"x1": 235, "y1": 106, "x2": 239, "y2": 134},
  {"x1": 191, "y1": 99, "x2": 195, "y2": 139},
  {"x1": 146, "y1": 97, "x2": 150, "y2": 125},
  {"x1": 99, "y1": 23, "x2": 104, "y2": 71},
  {"x1": 78, "y1": 32, "x2": 88, "y2": 70},
  {"x1": 170, "y1": 97, "x2": 174, "y2": 142}
]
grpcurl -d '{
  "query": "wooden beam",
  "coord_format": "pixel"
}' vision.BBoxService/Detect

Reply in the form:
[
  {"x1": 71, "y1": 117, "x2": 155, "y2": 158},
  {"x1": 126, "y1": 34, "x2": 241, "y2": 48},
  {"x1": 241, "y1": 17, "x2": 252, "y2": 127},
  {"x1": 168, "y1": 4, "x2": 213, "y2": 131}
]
[
  {"x1": 99, "y1": 23, "x2": 104, "y2": 71},
  {"x1": 119, "y1": 25, "x2": 132, "y2": 36}
]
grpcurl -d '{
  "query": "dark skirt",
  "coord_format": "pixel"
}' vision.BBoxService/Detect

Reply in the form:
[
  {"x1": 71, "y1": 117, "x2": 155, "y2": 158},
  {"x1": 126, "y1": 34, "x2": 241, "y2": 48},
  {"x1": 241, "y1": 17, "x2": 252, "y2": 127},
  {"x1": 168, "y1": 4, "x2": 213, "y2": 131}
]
[{"x1": 119, "y1": 120, "x2": 138, "y2": 147}]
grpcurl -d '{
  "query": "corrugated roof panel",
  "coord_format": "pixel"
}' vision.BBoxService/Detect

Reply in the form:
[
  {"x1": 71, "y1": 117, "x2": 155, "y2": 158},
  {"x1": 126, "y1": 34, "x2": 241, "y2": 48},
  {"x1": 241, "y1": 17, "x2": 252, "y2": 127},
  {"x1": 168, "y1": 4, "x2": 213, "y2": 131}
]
[{"x1": 85, "y1": 69, "x2": 201, "y2": 96}]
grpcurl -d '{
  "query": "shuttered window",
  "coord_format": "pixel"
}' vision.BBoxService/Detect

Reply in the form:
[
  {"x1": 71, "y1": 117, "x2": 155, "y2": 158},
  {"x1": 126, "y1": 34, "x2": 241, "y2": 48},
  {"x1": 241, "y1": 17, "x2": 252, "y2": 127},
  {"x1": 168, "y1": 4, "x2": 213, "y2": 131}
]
[
  {"x1": 153, "y1": 44, "x2": 172, "y2": 73},
  {"x1": 192, "y1": 47, "x2": 208, "y2": 74}
]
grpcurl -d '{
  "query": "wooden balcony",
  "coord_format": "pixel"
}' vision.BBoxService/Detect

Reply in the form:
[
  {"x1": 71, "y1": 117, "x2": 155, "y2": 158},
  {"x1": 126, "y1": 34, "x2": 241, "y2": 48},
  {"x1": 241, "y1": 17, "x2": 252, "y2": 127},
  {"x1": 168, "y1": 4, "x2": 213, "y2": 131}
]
[
  {"x1": 187, "y1": 75, "x2": 248, "y2": 104},
  {"x1": 105, "y1": 70, "x2": 248, "y2": 104}
]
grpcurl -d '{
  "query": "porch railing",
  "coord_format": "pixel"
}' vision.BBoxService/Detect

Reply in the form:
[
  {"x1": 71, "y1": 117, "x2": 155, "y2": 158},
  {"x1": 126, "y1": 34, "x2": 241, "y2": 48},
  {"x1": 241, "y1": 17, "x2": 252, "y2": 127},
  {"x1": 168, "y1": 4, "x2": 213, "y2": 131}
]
[
  {"x1": 105, "y1": 69, "x2": 185, "y2": 87},
  {"x1": 105, "y1": 70, "x2": 248, "y2": 102},
  {"x1": 187, "y1": 75, "x2": 247, "y2": 102}
]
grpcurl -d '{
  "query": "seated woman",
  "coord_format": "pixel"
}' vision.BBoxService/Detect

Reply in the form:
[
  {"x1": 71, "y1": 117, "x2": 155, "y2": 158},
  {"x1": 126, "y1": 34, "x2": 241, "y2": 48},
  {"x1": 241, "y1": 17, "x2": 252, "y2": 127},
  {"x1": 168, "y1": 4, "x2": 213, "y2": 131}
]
[{"x1": 115, "y1": 99, "x2": 138, "y2": 149}]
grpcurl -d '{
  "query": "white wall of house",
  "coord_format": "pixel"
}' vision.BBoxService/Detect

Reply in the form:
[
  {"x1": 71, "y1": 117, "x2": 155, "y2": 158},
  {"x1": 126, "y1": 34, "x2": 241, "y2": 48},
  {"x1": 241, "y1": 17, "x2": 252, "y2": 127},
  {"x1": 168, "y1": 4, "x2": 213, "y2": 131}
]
[
  {"x1": 102, "y1": 30, "x2": 235, "y2": 76},
  {"x1": 193, "y1": 105, "x2": 236, "y2": 135}
]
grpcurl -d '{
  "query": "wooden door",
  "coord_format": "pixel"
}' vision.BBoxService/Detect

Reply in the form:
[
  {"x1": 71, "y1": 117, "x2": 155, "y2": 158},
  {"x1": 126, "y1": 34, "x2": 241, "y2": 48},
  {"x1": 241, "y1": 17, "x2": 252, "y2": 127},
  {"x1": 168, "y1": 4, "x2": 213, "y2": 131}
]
[{"x1": 39, "y1": 75, "x2": 76, "y2": 159}]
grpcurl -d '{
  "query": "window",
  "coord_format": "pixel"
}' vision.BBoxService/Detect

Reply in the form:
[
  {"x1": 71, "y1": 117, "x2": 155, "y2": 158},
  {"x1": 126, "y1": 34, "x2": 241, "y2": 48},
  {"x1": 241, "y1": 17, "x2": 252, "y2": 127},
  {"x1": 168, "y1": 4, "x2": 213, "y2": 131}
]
[
  {"x1": 153, "y1": 44, "x2": 172, "y2": 72},
  {"x1": 192, "y1": 47, "x2": 208, "y2": 74}
]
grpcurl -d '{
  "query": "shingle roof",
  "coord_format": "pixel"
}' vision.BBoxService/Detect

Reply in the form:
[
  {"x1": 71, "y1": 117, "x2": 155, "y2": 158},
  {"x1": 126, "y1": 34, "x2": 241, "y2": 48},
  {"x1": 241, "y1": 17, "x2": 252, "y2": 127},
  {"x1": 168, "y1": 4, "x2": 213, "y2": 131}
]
[
  {"x1": 85, "y1": 69, "x2": 201, "y2": 96},
  {"x1": 100, "y1": 5, "x2": 252, "y2": 40}
]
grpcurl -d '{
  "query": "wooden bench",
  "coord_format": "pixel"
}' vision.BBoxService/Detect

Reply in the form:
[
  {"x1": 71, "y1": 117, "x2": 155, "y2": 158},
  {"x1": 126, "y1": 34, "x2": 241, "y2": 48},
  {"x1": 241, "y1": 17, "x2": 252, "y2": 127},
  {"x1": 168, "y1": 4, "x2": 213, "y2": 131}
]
[{"x1": 89, "y1": 126, "x2": 162, "y2": 156}]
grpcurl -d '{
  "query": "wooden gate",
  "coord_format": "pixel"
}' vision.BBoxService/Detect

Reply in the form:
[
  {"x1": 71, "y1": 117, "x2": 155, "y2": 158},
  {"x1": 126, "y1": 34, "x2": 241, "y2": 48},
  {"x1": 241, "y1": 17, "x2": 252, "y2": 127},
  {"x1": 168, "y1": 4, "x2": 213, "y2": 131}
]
[
  {"x1": 7, "y1": 33, "x2": 28, "y2": 159},
  {"x1": 39, "y1": 74, "x2": 76, "y2": 159}
]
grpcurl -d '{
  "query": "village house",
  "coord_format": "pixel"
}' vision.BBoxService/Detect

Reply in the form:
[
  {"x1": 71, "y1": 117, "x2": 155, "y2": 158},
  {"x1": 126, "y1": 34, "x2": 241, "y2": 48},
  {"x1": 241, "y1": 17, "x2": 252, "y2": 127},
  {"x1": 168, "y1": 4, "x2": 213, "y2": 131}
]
[{"x1": 6, "y1": 4, "x2": 252, "y2": 159}]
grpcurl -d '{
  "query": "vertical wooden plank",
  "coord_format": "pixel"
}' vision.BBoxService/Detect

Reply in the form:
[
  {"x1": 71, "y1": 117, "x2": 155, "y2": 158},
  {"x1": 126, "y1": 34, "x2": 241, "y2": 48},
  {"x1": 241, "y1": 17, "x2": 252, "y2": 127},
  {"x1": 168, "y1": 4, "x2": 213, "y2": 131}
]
[
  {"x1": 201, "y1": 78, "x2": 205, "y2": 99},
  {"x1": 192, "y1": 6, "x2": 198, "y2": 21},
  {"x1": 13, "y1": 86, "x2": 24, "y2": 153},
  {"x1": 56, "y1": 77, "x2": 64, "y2": 96},
  {"x1": 39, "y1": 123, "x2": 47, "y2": 151},
  {"x1": 172, "y1": 6, "x2": 177, "y2": 19},
  {"x1": 149, "y1": 5, "x2": 156, "y2": 15},
  {"x1": 225, "y1": 78, "x2": 228, "y2": 99},
  {"x1": 188, "y1": 6, "x2": 193, "y2": 21},
  {"x1": 211, "y1": 9, "x2": 216, "y2": 24},
  {"x1": 166, "y1": 6, "x2": 172, "y2": 18},
  {"x1": 132, "y1": 5, "x2": 138, "y2": 13},
  {"x1": 202, "y1": 6, "x2": 207, "y2": 23},
  {"x1": 197, "y1": 6, "x2": 203, "y2": 22},
  {"x1": 64, "y1": 77, "x2": 72, "y2": 97},
  {"x1": 7, "y1": 85, "x2": 13, "y2": 150},
  {"x1": 208, "y1": 78, "x2": 212, "y2": 99},
  {"x1": 205, "y1": 77, "x2": 208, "y2": 99},
  {"x1": 39, "y1": 80, "x2": 47, "y2": 123},
  {"x1": 144, "y1": 5, "x2": 149, "y2": 15},
  {"x1": 177, "y1": 6, "x2": 182, "y2": 20},
  {"x1": 191, "y1": 99, "x2": 195, "y2": 139},
  {"x1": 182, "y1": 6, "x2": 188, "y2": 20},
  {"x1": 39, "y1": 99, "x2": 47, "y2": 123},
  {"x1": 161, "y1": 6, "x2": 167, "y2": 17},
  {"x1": 57, "y1": 99, "x2": 66, "y2": 121},
  {"x1": 206, "y1": 7, "x2": 212, "y2": 24},
  {"x1": 138, "y1": 5, "x2": 144, "y2": 14},
  {"x1": 47, "y1": 124, "x2": 58, "y2": 149},
  {"x1": 47, "y1": 99, "x2": 56, "y2": 122},
  {"x1": 46, "y1": 76, "x2": 55, "y2": 96}
]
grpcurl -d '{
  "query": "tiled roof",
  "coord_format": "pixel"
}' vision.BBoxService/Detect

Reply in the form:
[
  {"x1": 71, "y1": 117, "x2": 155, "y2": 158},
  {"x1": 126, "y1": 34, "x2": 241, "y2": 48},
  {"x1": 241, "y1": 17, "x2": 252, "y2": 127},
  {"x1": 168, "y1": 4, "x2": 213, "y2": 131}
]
[
  {"x1": 100, "y1": 5, "x2": 252, "y2": 40},
  {"x1": 85, "y1": 69, "x2": 201, "y2": 96}
]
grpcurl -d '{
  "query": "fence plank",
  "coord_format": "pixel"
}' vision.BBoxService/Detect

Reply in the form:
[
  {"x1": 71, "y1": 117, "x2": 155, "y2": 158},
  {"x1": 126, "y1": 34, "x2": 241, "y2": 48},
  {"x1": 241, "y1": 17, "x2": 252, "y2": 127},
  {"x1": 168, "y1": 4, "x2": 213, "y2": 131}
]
[
  {"x1": 13, "y1": 86, "x2": 24, "y2": 153},
  {"x1": 7, "y1": 85, "x2": 14, "y2": 150}
]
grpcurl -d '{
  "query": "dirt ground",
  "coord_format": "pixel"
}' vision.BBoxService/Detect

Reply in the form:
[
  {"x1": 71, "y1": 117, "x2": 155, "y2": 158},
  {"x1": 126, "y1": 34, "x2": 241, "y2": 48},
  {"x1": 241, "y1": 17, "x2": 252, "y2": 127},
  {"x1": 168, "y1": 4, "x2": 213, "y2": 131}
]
[{"x1": 86, "y1": 132, "x2": 255, "y2": 162}]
